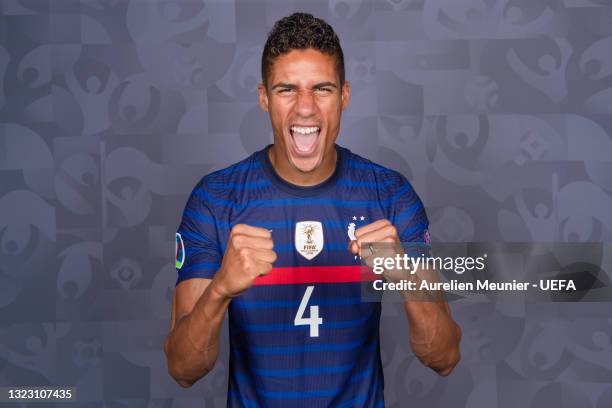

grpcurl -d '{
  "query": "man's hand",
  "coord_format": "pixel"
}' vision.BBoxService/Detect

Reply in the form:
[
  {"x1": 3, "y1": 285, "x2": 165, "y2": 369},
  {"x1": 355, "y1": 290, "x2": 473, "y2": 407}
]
[
  {"x1": 212, "y1": 224, "x2": 277, "y2": 298},
  {"x1": 348, "y1": 219, "x2": 399, "y2": 255},
  {"x1": 348, "y1": 219, "x2": 405, "y2": 281}
]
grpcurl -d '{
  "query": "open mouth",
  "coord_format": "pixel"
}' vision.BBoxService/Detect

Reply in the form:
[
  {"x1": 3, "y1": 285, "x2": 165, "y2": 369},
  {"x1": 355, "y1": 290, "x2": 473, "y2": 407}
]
[{"x1": 290, "y1": 125, "x2": 321, "y2": 155}]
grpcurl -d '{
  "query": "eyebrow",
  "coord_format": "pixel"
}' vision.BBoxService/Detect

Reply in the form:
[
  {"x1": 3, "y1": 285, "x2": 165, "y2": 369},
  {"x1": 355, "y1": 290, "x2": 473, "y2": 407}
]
[{"x1": 270, "y1": 81, "x2": 338, "y2": 90}]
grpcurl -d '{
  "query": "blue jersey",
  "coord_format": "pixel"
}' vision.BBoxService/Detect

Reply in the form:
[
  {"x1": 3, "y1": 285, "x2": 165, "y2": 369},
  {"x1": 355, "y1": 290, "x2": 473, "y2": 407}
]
[{"x1": 175, "y1": 144, "x2": 429, "y2": 407}]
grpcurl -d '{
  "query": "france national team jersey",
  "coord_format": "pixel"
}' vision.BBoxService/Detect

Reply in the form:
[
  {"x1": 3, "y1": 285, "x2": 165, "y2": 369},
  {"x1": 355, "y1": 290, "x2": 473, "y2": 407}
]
[{"x1": 175, "y1": 144, "x2": 429, "y2": 408}]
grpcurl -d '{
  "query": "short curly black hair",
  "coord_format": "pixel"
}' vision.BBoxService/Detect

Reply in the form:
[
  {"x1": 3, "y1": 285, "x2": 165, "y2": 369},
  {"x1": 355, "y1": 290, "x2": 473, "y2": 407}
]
[{"x1": 261, "y1": 12, "x2": 345, "y2": 87}]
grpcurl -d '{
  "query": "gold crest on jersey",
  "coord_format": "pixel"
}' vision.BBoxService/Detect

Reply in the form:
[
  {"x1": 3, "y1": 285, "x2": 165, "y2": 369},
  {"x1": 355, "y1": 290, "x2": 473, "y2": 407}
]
[{"x1": 295, "y1": 221, "x2": 324, "y2": 260}]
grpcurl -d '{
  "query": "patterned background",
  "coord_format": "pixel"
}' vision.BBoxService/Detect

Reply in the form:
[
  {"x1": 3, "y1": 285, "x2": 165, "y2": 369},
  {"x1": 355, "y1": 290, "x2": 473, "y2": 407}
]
[{"x1": 1, "y1": 0, "x2": 612, "y2": 406}]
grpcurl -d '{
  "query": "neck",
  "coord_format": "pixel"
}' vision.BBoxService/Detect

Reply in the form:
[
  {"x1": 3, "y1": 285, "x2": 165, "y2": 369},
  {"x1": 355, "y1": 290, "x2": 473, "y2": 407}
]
[{"x1": 268, "y1": 145, "x2": 337, "y2": 187}]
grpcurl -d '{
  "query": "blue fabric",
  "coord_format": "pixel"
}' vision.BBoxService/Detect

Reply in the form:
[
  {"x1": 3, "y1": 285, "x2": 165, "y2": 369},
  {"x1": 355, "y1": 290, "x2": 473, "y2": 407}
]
[{"x1": 176, "y1": 144, "x2": 429, "y2": 407}]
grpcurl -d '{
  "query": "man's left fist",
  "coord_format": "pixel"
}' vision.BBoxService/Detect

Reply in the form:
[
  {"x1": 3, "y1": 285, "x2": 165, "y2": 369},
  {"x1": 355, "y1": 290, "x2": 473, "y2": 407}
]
[{"x1": 348, "y1": 219, "x2": 400, "y2": 258}]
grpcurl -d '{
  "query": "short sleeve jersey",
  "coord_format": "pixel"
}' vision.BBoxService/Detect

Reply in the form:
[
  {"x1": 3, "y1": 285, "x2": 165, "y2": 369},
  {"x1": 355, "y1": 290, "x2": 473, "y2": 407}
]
[{"x1": 175, "y1": 144, "x2": 429, "y2": 408}]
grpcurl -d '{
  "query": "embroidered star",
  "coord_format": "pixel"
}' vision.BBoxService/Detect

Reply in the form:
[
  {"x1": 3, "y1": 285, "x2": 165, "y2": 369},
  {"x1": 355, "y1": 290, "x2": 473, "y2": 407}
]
[
  {"x1": 352, "y1": 216, "x2": 357, "y2": 221},
  {"x1": 360, "y1": 216, "x2": 365, "y2": 221}
]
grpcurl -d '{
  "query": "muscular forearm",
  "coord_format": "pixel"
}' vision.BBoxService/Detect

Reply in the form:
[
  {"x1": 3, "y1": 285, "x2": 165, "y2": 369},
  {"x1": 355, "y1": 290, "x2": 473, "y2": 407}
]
[
  {"x1": 404, "y1": 300, "x2": 461, "y2": 376},
  {"x1": 164, "y1": 281, "x2": 231, "y2": 387}
]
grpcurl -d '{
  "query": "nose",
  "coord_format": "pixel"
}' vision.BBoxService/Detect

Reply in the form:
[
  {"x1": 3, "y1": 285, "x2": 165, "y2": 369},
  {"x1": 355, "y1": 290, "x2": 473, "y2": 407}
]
[{"x1": 296, "y1": 90, "x2": 316, "y2": 118}]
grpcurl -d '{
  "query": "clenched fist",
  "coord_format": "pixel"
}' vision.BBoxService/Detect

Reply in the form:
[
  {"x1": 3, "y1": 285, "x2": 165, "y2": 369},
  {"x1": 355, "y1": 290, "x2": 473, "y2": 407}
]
[
  {"x1": 211, "y1": 224, "x2": 277, "y2": 299},
  {"x1": 348, "y1": 219, "x2": 406, "y2": 282},
  {"x1": 348, "y1": 219, "x2": 400, "y2": 257}
]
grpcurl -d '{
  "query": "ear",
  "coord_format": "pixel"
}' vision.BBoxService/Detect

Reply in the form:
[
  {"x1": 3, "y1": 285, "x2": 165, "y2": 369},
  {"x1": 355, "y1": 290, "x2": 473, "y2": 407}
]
[
  {"x1": 258, "y1": 83, "x2": 269, "y2": 112},
  {"x1": 341, "y1": 80, "x2": 351, "y2": 110}
]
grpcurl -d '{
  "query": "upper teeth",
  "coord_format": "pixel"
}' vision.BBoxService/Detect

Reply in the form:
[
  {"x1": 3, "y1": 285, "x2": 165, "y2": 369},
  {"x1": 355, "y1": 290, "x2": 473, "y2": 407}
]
[{"x1": 291, "y1": 126, "x2": 320, "y2": 135}]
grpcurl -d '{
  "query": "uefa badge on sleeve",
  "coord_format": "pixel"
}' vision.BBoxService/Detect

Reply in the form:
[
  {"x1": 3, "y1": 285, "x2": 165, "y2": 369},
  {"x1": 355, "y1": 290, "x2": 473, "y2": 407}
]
[{"x1": 175, "y1": 233, "x2": 185, "y2": 269}]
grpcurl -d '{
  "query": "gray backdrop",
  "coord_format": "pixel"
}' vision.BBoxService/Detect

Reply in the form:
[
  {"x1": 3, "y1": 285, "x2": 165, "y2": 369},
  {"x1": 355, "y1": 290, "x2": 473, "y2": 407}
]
[{"x1": 1, "y1": 0, "x2": 612, "y2": 407}]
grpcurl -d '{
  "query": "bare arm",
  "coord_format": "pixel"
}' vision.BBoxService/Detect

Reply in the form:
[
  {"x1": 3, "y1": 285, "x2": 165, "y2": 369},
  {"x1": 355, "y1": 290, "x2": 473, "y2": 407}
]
[
  {"x1": 350, "y1": 219, "x2": 461, "y2": 376},
  {"x1": 163, "y1": 278, "x2": 230, "y2": 388},
  {"x1": 403, "y1": 296, "x2": 461, "y2": 376},
  {"x1": 399, "y1": 262, "x2": 461, "y2": 376},
  {"x1": 164, "y1": 224, "x2": 276, "y2": 388},
  {"x1": 401, "y1": 254, "x2": 462, "y2": 376}
]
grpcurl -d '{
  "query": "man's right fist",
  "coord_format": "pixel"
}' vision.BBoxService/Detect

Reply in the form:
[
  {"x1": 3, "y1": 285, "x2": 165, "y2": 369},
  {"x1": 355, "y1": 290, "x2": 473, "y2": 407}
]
[{"x1": 211, "y1": 224, "x2": 277, "y2": 299}]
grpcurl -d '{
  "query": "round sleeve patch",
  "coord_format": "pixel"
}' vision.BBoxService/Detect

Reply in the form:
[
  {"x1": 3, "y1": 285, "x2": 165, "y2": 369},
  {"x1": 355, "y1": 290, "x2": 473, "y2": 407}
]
[{"x1": 175, "y1": 233, "x2": 185, "y2": 269}]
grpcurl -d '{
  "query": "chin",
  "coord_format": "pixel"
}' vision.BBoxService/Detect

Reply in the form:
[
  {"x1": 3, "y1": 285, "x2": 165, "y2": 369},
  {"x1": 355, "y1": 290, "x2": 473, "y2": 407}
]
[{"x1": 289, "y1": 155, "x2": 323, "y2": 174}]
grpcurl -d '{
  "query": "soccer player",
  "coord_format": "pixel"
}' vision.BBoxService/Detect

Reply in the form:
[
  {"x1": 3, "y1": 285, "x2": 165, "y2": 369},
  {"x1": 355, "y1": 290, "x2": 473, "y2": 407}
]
[{"x1": 164, "y1": 12, "x2": 461, "y2": 407}]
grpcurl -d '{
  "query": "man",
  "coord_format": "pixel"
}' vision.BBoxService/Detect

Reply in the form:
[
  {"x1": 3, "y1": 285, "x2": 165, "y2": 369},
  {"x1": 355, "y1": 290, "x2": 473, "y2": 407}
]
[{"x1": 164, "y1": 12, "x2": 461, "y2": 407}]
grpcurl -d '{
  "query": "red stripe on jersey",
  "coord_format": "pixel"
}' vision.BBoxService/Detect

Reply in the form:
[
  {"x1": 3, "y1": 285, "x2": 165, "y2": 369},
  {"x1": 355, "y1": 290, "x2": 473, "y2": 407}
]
[{"x1": 253, "y1": 265, "x2": 379, "y2": 285}]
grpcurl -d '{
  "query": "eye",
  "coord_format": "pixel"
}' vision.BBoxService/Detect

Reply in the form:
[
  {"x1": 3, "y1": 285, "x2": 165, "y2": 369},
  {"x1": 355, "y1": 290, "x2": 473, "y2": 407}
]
[
  {"x1": 315, "y1": 87, "x2": 332, "y2": 94},
  {"x1": 278, "y1": 88, "x2": 295, "y2": 94}
]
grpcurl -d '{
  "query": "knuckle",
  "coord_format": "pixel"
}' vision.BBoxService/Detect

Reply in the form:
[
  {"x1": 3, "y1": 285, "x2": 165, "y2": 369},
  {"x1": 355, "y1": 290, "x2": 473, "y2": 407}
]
[
  {"x1": 238, "y1": 247, "x2": 250, "y2": 259},
  {"x1": 243, "y1": 259, "x2": 254, "y2": 272},
  {"x1": 243, "y1": 263, "x2": 252, "y2": 275},
  {"x1": 231, "y1": 234, "x2": 244, "y2": 248}
]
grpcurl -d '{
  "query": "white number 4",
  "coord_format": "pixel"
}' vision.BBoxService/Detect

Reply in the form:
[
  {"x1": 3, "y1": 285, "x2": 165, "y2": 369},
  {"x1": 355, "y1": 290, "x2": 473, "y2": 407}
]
[{"x1": 294, "y1": 285, "x2": 323, "y2": 337}]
